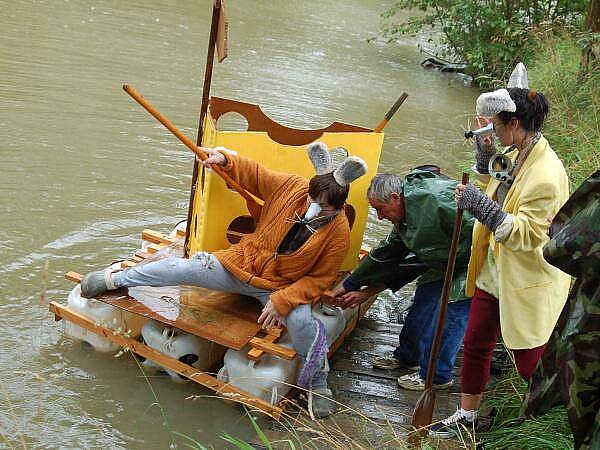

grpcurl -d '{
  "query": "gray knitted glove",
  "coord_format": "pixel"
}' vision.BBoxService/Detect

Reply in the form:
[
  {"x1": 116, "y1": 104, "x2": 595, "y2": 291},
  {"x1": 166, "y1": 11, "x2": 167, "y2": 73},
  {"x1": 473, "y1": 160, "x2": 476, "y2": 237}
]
[
  {"x1": 457, "y1": 184, "x2": 507, "y2": 232},
  {"x1": 474, "y1": 135, "x2": 497, "y2": 174}
]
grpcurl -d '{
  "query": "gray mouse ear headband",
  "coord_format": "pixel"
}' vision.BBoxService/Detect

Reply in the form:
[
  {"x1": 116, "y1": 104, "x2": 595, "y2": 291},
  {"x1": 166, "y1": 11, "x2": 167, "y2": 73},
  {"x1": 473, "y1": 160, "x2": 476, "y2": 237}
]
[{"x1": 306, "y1": 142, "x2": 367, "y2": 186}]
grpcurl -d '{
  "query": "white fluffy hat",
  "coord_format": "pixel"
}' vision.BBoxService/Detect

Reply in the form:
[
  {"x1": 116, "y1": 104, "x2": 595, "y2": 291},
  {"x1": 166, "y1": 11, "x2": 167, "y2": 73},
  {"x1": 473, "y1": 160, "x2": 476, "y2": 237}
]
[
  {"x1": 507, "y1": 62, "x2": 529, "y2": 89},
  {"x1": 475, "y1": 62, "x2": 530, "y2": 117}
]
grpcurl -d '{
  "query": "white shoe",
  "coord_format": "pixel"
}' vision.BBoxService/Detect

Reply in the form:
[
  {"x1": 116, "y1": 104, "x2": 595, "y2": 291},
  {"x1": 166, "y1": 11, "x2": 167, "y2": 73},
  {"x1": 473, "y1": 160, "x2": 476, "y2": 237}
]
[
  {"x1": 372, "y1": 352, "x2": 419, "y2": 371},
  {"x1": 429, "y1": 408, "x2": 477, "y2": 439},
  {"x1": 397, "y1": 371, "x2": 454, "y2": 391}
]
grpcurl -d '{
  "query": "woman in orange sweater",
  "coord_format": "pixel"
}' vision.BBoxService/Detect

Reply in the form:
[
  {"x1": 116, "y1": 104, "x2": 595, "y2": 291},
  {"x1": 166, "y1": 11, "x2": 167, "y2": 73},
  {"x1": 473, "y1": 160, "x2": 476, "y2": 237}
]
[{"x1": 81, "y1": 143, "x2": 367, "y2": 418}]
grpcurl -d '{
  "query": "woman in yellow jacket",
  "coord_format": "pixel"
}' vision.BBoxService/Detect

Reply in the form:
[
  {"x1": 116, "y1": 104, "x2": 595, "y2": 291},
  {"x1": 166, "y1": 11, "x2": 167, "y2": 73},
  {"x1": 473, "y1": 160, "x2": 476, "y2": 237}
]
[{"x1": 431, "y1": 67, "x2": 571, "y2": 438}]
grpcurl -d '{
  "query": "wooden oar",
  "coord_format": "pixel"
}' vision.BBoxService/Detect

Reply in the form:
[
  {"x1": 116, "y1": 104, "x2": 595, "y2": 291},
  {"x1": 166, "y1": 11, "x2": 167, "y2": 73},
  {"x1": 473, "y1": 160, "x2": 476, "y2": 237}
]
[
  {"x1": 409, "y1": 172, "x2": 470, "y2": 442},
  {"x1": 374, "y1": 93, "x2": 408, "y2": 133},
  {"x1": 122, "y1": 84, "x2": 262, "y2": 218}
]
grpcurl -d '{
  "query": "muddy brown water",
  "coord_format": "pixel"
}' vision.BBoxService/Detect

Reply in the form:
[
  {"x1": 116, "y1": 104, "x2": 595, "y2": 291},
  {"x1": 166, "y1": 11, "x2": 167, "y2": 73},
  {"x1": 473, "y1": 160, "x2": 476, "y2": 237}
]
[{"x1": 0, "y1": 1, "x2": 477, "y2": 447}]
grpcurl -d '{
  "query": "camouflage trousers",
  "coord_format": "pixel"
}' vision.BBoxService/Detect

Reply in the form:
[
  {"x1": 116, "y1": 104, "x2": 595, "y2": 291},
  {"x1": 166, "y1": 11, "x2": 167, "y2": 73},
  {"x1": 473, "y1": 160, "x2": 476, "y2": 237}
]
[{"x1": 522, "y1": 273, "x2": 600, "y2": 449}]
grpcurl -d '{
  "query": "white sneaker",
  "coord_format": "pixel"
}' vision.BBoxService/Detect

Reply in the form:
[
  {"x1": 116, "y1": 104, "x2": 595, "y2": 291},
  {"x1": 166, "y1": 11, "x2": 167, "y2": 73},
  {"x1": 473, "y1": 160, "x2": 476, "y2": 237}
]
[
  {"x1": 429, "y1": 408, "x2": 477, "y2": 439},
  {"x1": 396, "y1": 371, "x2": 454, "y2": 391},
  {"x1": 372, "y1": 352, "x2": 419, "y2": 371}
]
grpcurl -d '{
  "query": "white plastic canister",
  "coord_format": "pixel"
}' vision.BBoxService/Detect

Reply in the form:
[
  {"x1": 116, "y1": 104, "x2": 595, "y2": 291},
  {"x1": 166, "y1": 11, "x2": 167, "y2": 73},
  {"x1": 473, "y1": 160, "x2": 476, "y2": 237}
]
[
  {"x1": 312, "y1": 303, "x2": 345, "y2": 345},
  {"x1": 218, "y1": 333, "x2": 299, "y2": 405},
  {"x1": 63, "y1": 284, "x2": 147, "y2": 352},
  {"x1": 141, "y1": 320, "x2": 226, "y2": 383}
]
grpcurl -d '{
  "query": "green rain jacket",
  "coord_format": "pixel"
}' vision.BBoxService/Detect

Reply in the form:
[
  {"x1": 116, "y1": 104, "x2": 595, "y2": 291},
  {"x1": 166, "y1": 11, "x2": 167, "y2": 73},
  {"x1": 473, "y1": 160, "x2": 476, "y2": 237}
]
[{"x1": 348, "y1": 169, "x2": 475, "y2": 302}]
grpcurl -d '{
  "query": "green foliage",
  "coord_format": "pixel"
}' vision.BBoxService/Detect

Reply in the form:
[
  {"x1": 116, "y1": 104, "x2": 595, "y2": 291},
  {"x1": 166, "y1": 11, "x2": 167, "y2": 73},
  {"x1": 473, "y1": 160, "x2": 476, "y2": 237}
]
[
  {"x1": 527, "y1": 29, "x2": 600, "y2": 187},
  {"x1": 478, "y1": 370, "x2": 574, "y2": 449},
  {"x1": 380, "y1": 0, "x2": 589, "y2": 86}
]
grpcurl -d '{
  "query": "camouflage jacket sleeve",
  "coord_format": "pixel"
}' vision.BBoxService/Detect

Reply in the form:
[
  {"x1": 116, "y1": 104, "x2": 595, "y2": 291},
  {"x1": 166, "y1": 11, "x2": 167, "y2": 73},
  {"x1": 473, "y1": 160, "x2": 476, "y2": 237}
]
[{"x1": 543, "y1": 169, "x2": 600, "y2": 277}]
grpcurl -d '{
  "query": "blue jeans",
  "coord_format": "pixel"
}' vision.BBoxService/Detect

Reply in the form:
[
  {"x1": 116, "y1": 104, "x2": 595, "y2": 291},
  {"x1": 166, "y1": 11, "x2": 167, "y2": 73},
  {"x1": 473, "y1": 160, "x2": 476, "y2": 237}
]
[
  {"x1": 113, "y1": 253, "x2": 329, "y2": 388},
  {"x1": 393, "y1": 280, "x2": 471, "y2": 384}
]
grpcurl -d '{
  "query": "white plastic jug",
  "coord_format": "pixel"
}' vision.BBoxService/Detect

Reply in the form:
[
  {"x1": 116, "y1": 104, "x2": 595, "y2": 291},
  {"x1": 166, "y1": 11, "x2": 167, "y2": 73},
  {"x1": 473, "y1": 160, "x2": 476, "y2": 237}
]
[
  {"x1": 141, "y1": 320, "x2": 226, "y2": 383},
  {"x1": 342, "y1": 305, "x2": 359, "y2": 329},
  {"x1": 63, "y1": 284, "x2": 147, "y2": 352},
  {"x1": 312, "y1": 303, "x2": 345, "y2": 345},
  {"x1": 218, "y1": 333, "x2": 299, "y2": 405}
]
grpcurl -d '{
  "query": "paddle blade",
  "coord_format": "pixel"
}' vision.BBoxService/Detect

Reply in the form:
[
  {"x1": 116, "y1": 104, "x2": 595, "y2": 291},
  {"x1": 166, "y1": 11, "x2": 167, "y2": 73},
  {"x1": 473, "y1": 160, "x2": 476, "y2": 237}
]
[{"x1": 411, "y1": 387, "x2": 436, "y2": 435}]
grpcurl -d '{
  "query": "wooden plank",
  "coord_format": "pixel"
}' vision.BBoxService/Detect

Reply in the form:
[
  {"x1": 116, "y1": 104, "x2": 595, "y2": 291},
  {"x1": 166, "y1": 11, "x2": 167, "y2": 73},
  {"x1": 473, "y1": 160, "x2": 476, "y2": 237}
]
[
  {"x1": 49, "y1": 301, "x2": 282, "y2": 418},
  {"x1": 248, "y1": 337, "x2": 296, "y2": 360},
  {"x1": 141, "y1": 229, "x2": 177, "y2": 245},
  {"x1": 134, "y1": 250, "x2": 152, "y2": 259},
  {"x1": 65, "y1": 271, "x2": 83, "y2": 283},
  {"x1": 131, "y1": 256, "x2": 144, "y2": 263},
  {"x1": 247, "y1": 328, "x2": 283, "y2": 361},
  {"x1": 120, "y1": 261, "x2": 137, "y2": 269},
  {"x1": 83, "y1": 285, "x2": 262, "y2": 350},
  {"x1": 146, "y1": 243, "x2": 166, "y2": 254},
  {"x1": 176, "y1": 228, "x2": 186, "y2": 238}
]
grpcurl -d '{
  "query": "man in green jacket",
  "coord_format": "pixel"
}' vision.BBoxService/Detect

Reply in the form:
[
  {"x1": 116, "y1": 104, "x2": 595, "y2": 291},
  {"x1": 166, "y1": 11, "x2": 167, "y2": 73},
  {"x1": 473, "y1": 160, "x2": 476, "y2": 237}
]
[{"x1": 332, "y1": 168, "x2": 475, "y2": 390}]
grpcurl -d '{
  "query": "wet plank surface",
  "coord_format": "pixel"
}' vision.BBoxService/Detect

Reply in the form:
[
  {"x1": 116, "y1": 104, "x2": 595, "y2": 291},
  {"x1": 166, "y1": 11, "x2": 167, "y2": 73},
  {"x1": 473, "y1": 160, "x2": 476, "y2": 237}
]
[
  {"x1": 328, "y1": 318, "x2": 463, "y2": 427},
  {"x1": 93, "y1": 285, "x2": 261, "y2": 350}
]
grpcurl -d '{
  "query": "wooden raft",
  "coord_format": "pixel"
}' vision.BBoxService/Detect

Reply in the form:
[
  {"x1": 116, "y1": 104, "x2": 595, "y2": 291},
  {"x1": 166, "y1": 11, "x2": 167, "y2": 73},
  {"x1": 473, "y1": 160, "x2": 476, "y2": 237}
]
[{"x1": 51, "y1": 228, "x2": 375, "y2": 417}]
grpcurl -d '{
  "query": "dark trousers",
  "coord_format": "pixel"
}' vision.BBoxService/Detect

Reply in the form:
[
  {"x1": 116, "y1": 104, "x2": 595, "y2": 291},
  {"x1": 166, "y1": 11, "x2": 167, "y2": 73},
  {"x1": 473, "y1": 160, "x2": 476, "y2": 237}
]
[
  {"x1": 394, "y1": 280, "x2": 471, "y2": 384},
  {"x1": 461, "y1": 288, "x2": 546, "y2": 394}
]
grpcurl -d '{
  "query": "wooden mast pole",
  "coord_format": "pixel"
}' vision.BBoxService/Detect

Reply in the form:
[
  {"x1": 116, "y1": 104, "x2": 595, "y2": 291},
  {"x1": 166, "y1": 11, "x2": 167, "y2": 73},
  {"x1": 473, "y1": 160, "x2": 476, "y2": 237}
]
[{"x1": 183, "y1": 0, "x2": 222, "y2": 258}]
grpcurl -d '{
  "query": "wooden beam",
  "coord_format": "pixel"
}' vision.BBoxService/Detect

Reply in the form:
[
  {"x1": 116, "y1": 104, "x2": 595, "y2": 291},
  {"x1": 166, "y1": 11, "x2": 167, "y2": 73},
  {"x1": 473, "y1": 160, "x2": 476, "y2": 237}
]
[
  {"x1": 120, "y1": 261, "x2": 137, "y2": 269},
  {"x1": 141, "y1": 229, "x2": 177, "y2": 246},
  {"x1": 247, "y1": 328, "x2": 283, "y2": 361},
  {"x1": 49, "y1": 301, "x2": 283, "y2": 418},
  {"x1": 145, "y1": 243, "x2": 167, "y2": 254},
  {"x1": 65, "y1": 271, "x2": 83, "y2": 283},
  {"x1": 248, "y1": 337, "x2": 296, "y2": 360},
  {"x1": 176, "y1": 228, "x2": 186, "y2": 238},
  {"x1": 134, "y1": 250, "x2": 152, "y2": 259}
]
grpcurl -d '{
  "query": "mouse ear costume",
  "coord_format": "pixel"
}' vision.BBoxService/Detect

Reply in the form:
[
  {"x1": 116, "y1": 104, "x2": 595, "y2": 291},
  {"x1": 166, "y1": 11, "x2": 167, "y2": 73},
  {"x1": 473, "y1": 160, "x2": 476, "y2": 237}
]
[
  {"x1": 297, "y1": 143, "x2": 367, "y2": 394},
  {"x1": 307, "y1": 142, "x2": 368, "y2": 185}
]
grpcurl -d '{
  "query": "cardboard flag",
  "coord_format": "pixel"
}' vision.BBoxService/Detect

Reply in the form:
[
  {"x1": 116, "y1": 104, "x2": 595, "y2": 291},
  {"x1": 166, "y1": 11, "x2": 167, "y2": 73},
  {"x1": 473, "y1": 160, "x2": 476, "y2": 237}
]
[{"x1": 216, "y1": 0, "x2": 228, "y2": 62}]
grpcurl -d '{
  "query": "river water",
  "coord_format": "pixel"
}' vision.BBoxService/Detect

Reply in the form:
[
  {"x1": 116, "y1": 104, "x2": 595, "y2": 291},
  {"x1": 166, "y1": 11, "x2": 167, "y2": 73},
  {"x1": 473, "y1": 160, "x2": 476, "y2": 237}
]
[{"x1": 0, "y1": 1, "x2": 477, "y2": 448}]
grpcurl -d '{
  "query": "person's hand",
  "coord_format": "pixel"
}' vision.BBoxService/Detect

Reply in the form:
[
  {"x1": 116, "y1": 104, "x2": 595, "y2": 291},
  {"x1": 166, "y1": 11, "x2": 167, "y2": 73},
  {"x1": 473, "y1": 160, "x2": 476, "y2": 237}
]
[
  {"x1": 330, "y1": 283, "x2": 347, "y2": 299},
  {"x1": 475, "y1": 116, "x2": 494, "y2": 146},
  {"x1": 336, "y1": 289, "x2": 371, "y2": 309},
  {"x1": 455, "y1": 183, "x2": 467, "y2": 203},
  {"x1": 200, "y1": 147, "x2": 227, "y2": 167},
  {"x1": 258, "y1": 300, "x2": 285, "y2": 330}
]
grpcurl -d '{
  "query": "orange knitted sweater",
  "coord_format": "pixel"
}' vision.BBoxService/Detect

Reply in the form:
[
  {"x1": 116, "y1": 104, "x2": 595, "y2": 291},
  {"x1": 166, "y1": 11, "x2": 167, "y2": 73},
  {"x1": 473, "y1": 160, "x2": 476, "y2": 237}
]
[{"x1": 213, "y1": 152, "x2": 350, "y2": 316}]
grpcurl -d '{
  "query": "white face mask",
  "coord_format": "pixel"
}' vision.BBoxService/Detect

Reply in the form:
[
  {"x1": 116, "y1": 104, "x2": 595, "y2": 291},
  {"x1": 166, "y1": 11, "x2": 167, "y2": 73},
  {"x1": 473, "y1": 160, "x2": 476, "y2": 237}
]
[{"x1": 304, "y1": 202, "x2": 322, "y2": 220}]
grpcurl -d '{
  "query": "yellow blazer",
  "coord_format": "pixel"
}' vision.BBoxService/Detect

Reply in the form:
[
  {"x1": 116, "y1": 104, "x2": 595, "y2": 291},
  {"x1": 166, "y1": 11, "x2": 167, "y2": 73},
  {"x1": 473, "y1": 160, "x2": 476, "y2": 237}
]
[{"x1": 466, "y1": 135, "x2": 571, "y2": 349}]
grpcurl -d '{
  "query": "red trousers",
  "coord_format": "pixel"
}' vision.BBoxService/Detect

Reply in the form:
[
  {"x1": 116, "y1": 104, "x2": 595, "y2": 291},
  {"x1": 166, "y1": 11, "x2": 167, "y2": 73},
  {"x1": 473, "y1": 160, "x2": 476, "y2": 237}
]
[{"x1": 461, "y1": 288, "x2": 546, "y2": 395}]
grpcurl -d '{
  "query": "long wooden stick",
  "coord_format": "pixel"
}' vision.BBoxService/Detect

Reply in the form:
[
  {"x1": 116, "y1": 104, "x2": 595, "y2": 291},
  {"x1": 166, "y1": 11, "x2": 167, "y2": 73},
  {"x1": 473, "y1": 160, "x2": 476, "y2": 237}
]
[
  {"x1": 123, "y1": 84, "x2": 261, "y2": 210},
  {"x1": 410, "y1": 172, "x2": 470, "y2": 439},
  {"x1": 374, "y1": 93, "x2": 408, "y2": 133},
  {"x1": 184, "y1": 0, "x2": 224, "y2": 257}
]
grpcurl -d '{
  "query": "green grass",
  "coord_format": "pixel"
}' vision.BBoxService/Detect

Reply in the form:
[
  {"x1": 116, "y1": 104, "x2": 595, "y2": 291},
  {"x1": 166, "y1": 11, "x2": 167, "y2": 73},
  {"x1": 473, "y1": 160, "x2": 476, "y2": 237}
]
[
  {"x1": 477, "y1": 370, "x2": 574, "y2": 450},
  {"x1": 526, "y1": 30, "x2": 599, "y2": 188}
]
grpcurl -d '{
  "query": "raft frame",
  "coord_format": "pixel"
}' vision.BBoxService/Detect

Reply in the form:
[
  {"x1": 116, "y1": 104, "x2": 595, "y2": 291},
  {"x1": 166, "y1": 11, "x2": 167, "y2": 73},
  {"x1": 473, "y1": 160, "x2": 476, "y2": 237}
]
[{"x1": 51, "y1": 228, "x2": 376, "y2": 418}]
